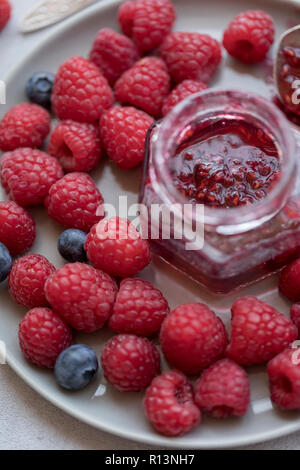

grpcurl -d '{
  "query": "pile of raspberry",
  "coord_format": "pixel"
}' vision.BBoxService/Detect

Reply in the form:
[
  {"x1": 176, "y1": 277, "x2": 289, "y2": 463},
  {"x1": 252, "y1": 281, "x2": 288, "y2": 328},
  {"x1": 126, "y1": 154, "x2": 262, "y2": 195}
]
[{"x1": 1, "y1": 0, "x2": 297, "y2": 440}]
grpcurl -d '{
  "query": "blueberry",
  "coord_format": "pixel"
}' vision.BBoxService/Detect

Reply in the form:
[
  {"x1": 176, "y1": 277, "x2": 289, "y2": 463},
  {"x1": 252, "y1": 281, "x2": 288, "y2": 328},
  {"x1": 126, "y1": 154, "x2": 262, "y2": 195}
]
[
  {"x1": 58, "y1": 229, "x2": 87, "y2": 263},
  {"x1": 55, "y1": 345, "x2": 99, "y2": 391},
  {"x1": 26, "y1": 72, "x2": 55, "y2": 108},
  {"x1": 0, "y1": 242, "x2": 12, "y2": 282}
]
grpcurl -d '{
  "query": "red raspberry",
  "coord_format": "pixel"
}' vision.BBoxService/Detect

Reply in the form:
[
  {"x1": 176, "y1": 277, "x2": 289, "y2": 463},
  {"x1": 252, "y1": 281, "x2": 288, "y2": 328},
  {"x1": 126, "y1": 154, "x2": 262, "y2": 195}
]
[
  {"x1": 279, "y1": 259, "x2": 300, "y2": 302},
  {"x1": 89, "y1": 28, "x2": 140, "y2": 86},
  {"x1": 108, "y1": 278, "x2": 169, "y2": 336},
  {"x1": 52, "y1": 56, "x2": 114, "y2": 123},
  {"x1": 223, "y1": 10, "x2": 275, "y2": 64},
  {"x1": 267, "y1": 347, "x2": 300, "y2": 410},
  {"x1": 0, "y1": 201, "x2": 36, "y2": 256},
  {"x1": 85, "y1": 217, "x2": 151, "y2": 277},
  {"x1": 8, "y1": 254, "x2": 55, "y2": 309},
  {"x1": 0, "y1": 0, "x2": 11, "y2": 31},
  {"x1": 18, "y1": 308, "x2": 72, "y2": 368},
  {"x1": 1, "y1": 148, "x2": 63, "y2": 207},
  {"x1": 159, "y1": 32, "x2": 222, "y2": 84},
  {"x1": 48, "y1": 120, "x2": 102, "y2": 173},
  {"x1": 100, "y1": 106, "x2": 154, "y2": 170},
  {"x1": 114, "y1": 57, "x2": 170, "y2": 117},
  {"x1": 290, "y1": 303, "x2": 300, "y2": 334},
  {"x1": 160, "y1": 303, "x2": 228, "y2": 375},
  {"x1": 45, "y1": 173, "x2": 104, "y2": 232},
  {"x1": 227, "y1": 296, "x2": 298, "y2": 366},
  {"x1": 101, "y1": 334, "x2": 160, "y2": 391},
  {"x1": 45, "y1": 262, "x2": 117, "y2": 333},
  {"x1": 118, "y1": 0, "x2": 176, "y2": 53},
  {"x1": 144, "y1": 370, "x2": 201, "y2": 437},
  {"x1": 195, "y1": 359, "x2": 250, "y2": 419},
  {"x1": 0, "y1": 103, "x2": 51, "y2": 152},
  {"x1": 162, "y1": 80, "x2": 208, "y2": 116}
]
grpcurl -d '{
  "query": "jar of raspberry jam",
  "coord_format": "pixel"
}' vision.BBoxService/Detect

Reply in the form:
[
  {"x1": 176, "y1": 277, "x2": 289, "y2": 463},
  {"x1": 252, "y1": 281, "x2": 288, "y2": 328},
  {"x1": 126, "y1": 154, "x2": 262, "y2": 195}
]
[{"x1": 139, "y1": 90, "x2": 300, "y2": 294}]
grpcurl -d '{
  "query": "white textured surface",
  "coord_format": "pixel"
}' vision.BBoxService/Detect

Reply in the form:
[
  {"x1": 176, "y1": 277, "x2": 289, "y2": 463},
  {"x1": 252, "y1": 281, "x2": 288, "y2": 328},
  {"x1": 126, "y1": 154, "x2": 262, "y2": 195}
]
[{"x1": 0, "y1": 0, "x2": 300, "y2": 451}]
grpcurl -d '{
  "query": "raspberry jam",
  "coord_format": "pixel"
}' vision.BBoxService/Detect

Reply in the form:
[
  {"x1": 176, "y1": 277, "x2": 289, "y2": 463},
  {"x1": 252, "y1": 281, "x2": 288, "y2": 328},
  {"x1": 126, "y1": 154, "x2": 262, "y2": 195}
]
[
  {"x1": 170, "y1": 119, "x2": 280, "y2": 208},
  {"x1": 139, "y1": 90, "x2": 299, "y2": 294},
  {"x1": 278, "y1": 46, "x2": 300, "y2": 117}
]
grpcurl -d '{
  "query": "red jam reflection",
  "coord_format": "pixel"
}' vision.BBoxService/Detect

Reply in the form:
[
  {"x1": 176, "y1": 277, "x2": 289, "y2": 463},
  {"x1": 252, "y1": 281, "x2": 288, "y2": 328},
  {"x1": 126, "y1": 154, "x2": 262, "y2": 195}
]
[{"x1": 169, "y1": 118, "x2": 281, "y2": 208}]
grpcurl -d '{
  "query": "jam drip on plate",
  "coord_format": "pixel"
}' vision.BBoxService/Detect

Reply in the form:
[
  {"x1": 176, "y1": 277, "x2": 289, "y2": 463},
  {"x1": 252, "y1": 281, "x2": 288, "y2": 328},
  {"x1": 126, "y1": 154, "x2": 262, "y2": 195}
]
[{"x1": 170, "y1": 118, "x2": 281, "y2": 208}]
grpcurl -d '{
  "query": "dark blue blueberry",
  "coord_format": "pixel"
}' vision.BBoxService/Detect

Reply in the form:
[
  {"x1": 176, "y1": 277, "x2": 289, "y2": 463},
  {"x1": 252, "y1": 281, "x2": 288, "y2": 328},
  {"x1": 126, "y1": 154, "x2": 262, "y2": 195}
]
[
  {"x1": 55, "y1": 345, "x2": 99, "y2": 391},
  {"x1": 58, "y1": 229, "x2": 87, "y2": 263},
  {"x1": 26, "y1": 72, "x2": 55, "y2": 109},
  {"x1": 0, "y1": 242, "x2": 12, "y2": 282}
]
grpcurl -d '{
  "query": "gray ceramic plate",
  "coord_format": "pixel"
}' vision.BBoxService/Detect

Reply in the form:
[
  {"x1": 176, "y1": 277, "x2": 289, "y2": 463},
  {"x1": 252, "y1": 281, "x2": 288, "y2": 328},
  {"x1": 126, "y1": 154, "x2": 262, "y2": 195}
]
[{"x1": 1, "y1": 0, "x2": 300, "y2": 450}]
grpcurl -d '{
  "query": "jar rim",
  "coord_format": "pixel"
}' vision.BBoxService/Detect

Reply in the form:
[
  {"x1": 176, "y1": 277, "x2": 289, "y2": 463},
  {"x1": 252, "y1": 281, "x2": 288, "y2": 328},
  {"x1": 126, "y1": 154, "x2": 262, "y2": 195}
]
[{"x1": 152, "y1": 89, "x2": 297, "y2": 233}]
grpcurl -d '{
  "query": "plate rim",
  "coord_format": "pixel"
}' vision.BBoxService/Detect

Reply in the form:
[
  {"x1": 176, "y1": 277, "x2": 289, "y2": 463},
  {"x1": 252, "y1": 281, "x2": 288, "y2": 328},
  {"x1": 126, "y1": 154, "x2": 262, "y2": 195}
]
[{"x1": 3, "y1": 0, "x2": 300, "y2": 450}]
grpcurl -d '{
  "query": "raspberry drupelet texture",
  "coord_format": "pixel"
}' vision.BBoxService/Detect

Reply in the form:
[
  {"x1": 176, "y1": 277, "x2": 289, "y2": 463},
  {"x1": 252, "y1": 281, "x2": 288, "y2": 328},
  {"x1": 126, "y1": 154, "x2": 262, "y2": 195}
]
[
  {"x1": 279, "y1": 259, "x2": 300, "y2": 302},
  {"x1": 114, "y1": 57, "x2": 170, "y2": 118},
  {"x1": 118, "y1": 0, "x2": 176, "y2": 53},
  {"x1": 0, "y1": 0, "x2": 11, "y2": 31},
  {"x1": 45, "y1": 173, "x2": 104, "y2": 232},
  {"x1": 101, "y1": 334, "x2": 161, "y2": 391},
  {"x1": 100, "y1": 106, "x2": 154, "y2": 170},
  {"x1": 226, "y1": 296, "x2": 298, "y2": 366},
  {"x1": 48, "y1": 120, "x2": 102, "y2": 173},
  {"x1": 160, "y1": 303, "x2": 228, "y2": 375},
  {"x1": 195, "y1": 359, "x2": 250, "y2": 419},
  {"x1": 52, "y1": 56, "x2": 114, "y2": 123},
  {"x1": 108, "y1": 278, "x2": 170, "y2": 336},
  {"x1": 159, "y1": 32, "x2": 222, "y2": 84},
  {"x1": 45, "y1": 263, "x2": 117, "y2": 333},
  {"x1": 0, "y1": 103, "x2": 51, "y2": 152},
  {"x1": 18, "y1": 308, "x2": 72, "y2": 368},
  {"x1": 1, "y1": 148, "x2": 64, "y2": 207},
  {"x1": 89, "y1": 28, "x2": 140, "y2": 86},
  {"x1": 0, "y1": 201, "x2": 36, "y2": 256},
  {"x1": 223, "y1": 10, "x2": 275, "y2": 64},
  {"x1": 162, "y1": 80, "x2": 208, "y2": 116},
  {"x1": 9, "y1": 254, "x2": 56, "y2": 309},
  {"x1": 268, "y1": 347, "x2": 300, "y2": 410},
  {"x1": 144, "y1": 370, "x2": 201, "y2": 437},
  {"x1": 290, "y1": 303, "x2": 300, "y2": 334},
  {"x1": 85, "y1": 217, "x2": 151, "y2": 277}
]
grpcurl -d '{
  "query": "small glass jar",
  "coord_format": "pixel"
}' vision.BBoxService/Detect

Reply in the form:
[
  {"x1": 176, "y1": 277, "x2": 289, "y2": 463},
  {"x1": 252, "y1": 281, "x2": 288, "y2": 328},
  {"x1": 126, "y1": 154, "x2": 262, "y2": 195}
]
[{"x1": 139, "y1": 89, "x2": 300, "y2": 294}]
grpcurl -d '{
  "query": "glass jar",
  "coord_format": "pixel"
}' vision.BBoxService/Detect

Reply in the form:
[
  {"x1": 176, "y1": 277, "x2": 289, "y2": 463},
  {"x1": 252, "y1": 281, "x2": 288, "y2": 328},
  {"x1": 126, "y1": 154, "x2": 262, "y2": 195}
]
[{"x1": 139, "y1": 89, "x2": 300, "y2": 294}]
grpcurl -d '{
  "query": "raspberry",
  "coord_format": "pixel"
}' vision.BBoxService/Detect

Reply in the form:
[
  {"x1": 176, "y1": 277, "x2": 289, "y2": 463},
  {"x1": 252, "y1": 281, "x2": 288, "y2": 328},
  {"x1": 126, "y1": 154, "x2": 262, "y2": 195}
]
[
  {"x1": 195, "y1": 359, "x2": 250, "y2": 418},
  {"x1": 100, "y1": 106, "x2": 154, "y2": 169},
  {"x1": 101, "y1": 334, "x2": 160, "y2": 391},
  {"x1": 118, "y1": 0, "x2": 176, "y2": 53},
  {"x1": 223, "y1": 10, "x2": 275, "y2": 64},
  {"x1": 162, "y1": 80, "x2": 208, "y2": 116},
  {"x1": 114, "y1": 57, "x2": 170, "y2": 117},
  {"x1": 48, "y1": 120, "x2": 102, "y2": 173},
  {"x1": 0, "y1": 0, "x2": 11, "y2": 31},
  {"x1": 8, "y1": 255, "x2": 55, "y2": 309},
  {"x1": 279, "y1": 259, "x2": 300, "y2": 301},
  {"x1": 144, "y1": 370, "x2": 201, "y2": 437},
  {"x1": 290, "y1": 303, "x2": 300, "y2": 334},
  {"x1": 45, "y1": 173, "x2": 104, "y2": 232},
  {"x1": 45, "y1": 263, "x2": 117, "y2": 333},
  {"x1": 159, "y1": 32, "x2": 222, "y2": 84},
  {"x1": 108, "y1": 278, "x2": 169, "y2": 336},
  {"x1": 227, "y1": 296, "x2": 298, "y2": 366},
  {"x1": 268, "y1": 347, "x2": 300, "y2": 410},
  {"x1": 1, "y1": 148, "x2": 63, "y2": 207},
  {"x1": 89, "y1": 28, "x2": 140, "y2": 86},
  {"x1": 160, "y1": 303, "x2": 228, "y2": 375},
  {"x1": 0, "y1": 201, "x2": 36, "y2": 256},
  {"x1": 18, "y1": 308, "x2": 72, "y2": 368},
  {"x1": 85, "y1": 217, "x2": 151, "y2": 277},
  {"x1": 0, "y1": 103, "x2": 51, "y2": 152},
  {"x1": 52, "y1": 56, "x2": 113, "y2": 123}
]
